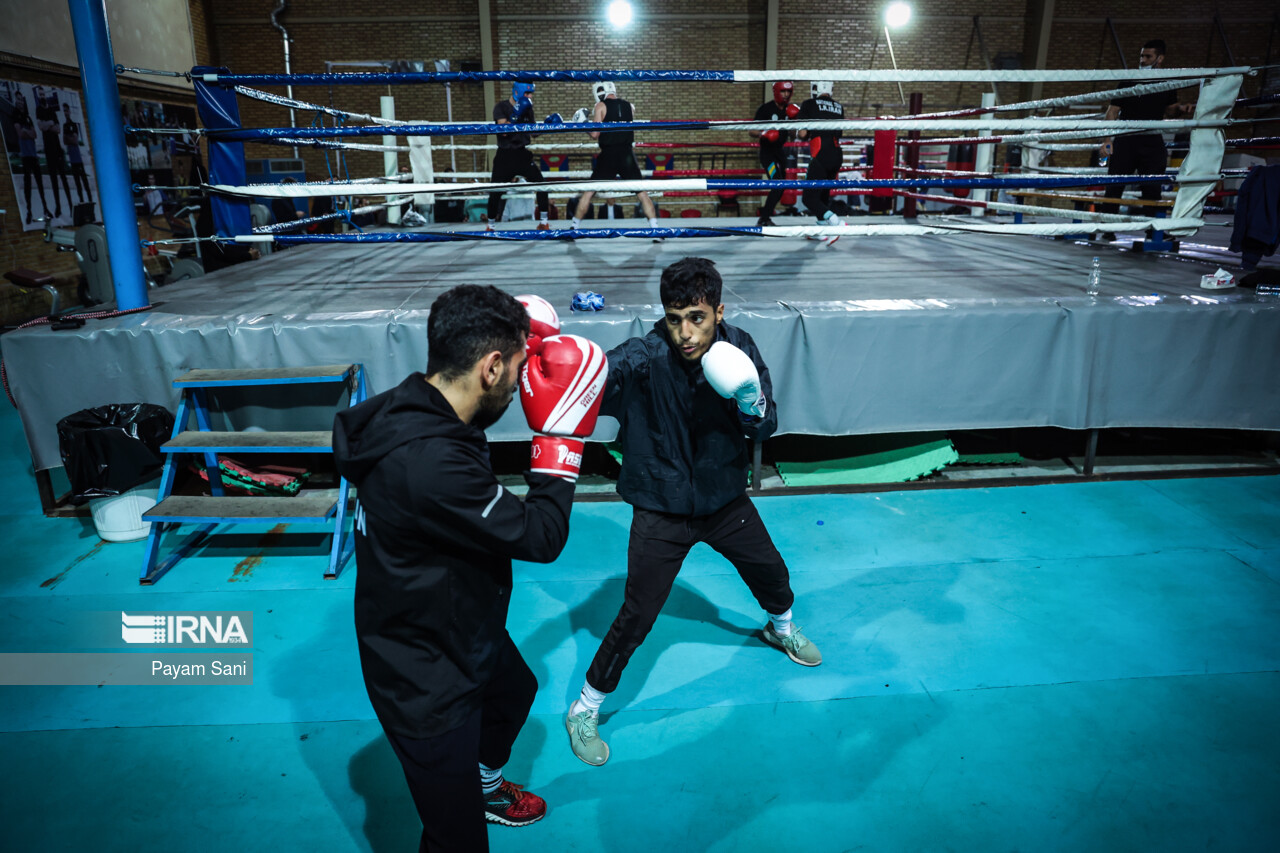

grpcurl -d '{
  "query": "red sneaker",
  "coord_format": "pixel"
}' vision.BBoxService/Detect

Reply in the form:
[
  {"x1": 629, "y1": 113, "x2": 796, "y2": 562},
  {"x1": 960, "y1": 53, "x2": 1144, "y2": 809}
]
[{"x1": 484, "y1": 780, "x2": 546, "y2": 827}]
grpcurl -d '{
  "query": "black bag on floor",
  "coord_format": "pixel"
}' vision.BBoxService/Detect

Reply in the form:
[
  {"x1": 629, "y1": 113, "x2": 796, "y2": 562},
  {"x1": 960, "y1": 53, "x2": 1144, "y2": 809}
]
[{"x1": 57, "y1": 403, "x2": 174, "y2": 504}]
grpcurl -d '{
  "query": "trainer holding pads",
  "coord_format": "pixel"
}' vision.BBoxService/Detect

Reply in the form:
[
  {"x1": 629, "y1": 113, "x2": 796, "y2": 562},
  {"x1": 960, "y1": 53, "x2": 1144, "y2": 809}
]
[
  {"x1": 563, "y1": 256, "x2": 822, "y2": 767},
  {"x1": 333, "y1": 285, "x2": 604, "y2": 850}
]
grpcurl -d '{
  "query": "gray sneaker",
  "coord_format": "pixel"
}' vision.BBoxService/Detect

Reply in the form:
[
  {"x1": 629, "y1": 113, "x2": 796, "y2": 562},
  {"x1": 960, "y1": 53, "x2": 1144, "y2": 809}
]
[
  {"x1": 565, "y1": 709, "x2": 610, "y2": 766},
  {"x1": 762, "y1": 623, "x2": 822, "y2": 666}
]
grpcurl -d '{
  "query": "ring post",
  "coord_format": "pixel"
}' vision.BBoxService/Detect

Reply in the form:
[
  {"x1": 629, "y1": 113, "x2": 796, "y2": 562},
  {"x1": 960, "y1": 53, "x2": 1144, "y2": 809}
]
[
  {"x1": 66, "y1": 0, "x2": 149, "y2": 310},
  {"x1": 193, "y1": 66, "x2": 251, "y2": 241},
  {"x1": 972, "y1": 91, "x2": 997, "y2": 216},
  {"x1": 902, "y1": 92, "x2": 923, "y2": 218},
  {"x1": 381, "y1": 95, "x2": 401, "y2": 225}
]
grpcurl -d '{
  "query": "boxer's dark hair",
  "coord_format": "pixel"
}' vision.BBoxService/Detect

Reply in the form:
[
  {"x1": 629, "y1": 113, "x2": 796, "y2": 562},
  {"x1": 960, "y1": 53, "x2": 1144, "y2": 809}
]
[
  {"x1": 1143, "y1": 39, "x2": 1166, "y2": 54},
  {"x1": 660, "y1": 256, "x2": 722, "y2": 310},
  {"x1": 427, "y1": 284, "x2": 529, "y2": 380}
]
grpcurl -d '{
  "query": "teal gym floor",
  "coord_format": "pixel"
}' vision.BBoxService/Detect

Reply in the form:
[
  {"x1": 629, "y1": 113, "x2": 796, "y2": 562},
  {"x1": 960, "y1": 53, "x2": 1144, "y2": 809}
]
[{"x1": 1, "y1": 393, "x2": 1278, "y2": 852}]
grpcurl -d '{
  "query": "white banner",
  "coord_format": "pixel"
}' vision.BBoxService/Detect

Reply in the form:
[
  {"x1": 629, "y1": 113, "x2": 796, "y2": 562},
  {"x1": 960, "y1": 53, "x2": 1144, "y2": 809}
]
[{"x1": 0, "y1": 79, "x2": 98, "y2": 231}]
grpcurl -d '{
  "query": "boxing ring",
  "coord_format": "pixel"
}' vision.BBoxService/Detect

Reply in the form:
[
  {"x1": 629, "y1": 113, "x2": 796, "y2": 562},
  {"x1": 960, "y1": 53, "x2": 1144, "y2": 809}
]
[{"x1": 3, "y1": 62, "x2": 1280, "y2": 477}]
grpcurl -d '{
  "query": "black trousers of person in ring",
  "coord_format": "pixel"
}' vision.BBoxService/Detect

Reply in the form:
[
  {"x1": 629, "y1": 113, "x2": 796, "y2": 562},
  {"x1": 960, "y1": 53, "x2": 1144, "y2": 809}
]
[
  {"x1": 585, "y1": 493, "x2": 796, "y2": 693},
  {"x1": 1101, "y1": 133, "x2": 1167, "y2": 215},
  {"x1": 759, "y1": 153, "x2": 788, "y2": 218},
  {"x1": 802, "y1": 146, "x2": 843, "y2": 220},
  {"x1": 384, "y1": 635, "x2": 537, "y2": 853},
  {"x1": 486, "y1": 148, "x2": 549, "y2": 223}
]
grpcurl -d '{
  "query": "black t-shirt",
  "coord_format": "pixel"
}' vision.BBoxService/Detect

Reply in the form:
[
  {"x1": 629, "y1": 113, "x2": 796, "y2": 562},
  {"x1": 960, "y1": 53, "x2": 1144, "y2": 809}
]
[
  {"x1": 600, "y1": 98, "x2": 635, "y2": 149},
  {"x1": 493, "y1": 99, "x2": 532, "y2": 150},
  {"x1": 271, "y1": 197, "x2": 299, "y2": 227},
  {"x1": 797, "y1": 96, "x2": 844, "y2": 156},
  {"x1": 754, "y1": 101, "x2": 792, "y2": 159},
  {"x1": 1112, "y1": 84, "x2": 1177, "y2": 122}
]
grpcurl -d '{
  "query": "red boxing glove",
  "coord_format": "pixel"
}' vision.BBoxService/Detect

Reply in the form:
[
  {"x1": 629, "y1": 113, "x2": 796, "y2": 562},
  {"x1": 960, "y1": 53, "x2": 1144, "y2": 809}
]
[
  {"x1": 786, "y1": 104, "x2": 800, "y2": 120},
  {"x1": 762, "y1": 128, "x2": 780, "y2": 143},
  {"x1": 521, "y1": 334, "x2": 607, "y2": 480},
  {"x1": 517, "y1": 294, "x2": 560, "y2": 356}
]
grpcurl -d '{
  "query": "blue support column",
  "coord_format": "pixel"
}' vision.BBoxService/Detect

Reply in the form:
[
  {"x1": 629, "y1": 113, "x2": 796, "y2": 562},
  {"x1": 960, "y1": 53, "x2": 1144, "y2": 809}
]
[{"x1": 66, "y1": 0, "x2": 148, "y2": 311}]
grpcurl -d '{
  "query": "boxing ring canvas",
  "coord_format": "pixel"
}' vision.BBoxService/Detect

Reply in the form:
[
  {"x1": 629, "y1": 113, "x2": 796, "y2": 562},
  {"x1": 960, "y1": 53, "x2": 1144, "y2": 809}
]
[{"x1": 4, "y1": 218, "x2": 1280, "y2": 473}]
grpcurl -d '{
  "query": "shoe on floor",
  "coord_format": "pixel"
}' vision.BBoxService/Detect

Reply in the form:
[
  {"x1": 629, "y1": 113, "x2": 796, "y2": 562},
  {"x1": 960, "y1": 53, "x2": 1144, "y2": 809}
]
[
  {"x1": 536, "y1": 221, "x2": 550, "y2": 230},
  {"x1": 484, "y1": 780, "x2": 546, "y2": 827},
  {"x1": 565, "y1": 709, "x2": 610, "y2": 766},
  {"x1": 762, "y1": 623, "x2": 822, "y2": 666},
  {"x1": 757, "y1": 216, "x2": 776, "y2": 227},
  {"x1": 1098, "y1": 231, "x2": 1116, "y2": 242}
]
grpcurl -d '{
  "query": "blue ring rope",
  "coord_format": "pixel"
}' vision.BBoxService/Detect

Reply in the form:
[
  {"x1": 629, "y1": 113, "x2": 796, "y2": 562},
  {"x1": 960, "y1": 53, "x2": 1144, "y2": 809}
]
[
  {"x1": 269, "y1": 228, "x2": 749, "y2": 244},
  {"x1": 203, "y1": 70, "x2": 733, "y2": 86}
]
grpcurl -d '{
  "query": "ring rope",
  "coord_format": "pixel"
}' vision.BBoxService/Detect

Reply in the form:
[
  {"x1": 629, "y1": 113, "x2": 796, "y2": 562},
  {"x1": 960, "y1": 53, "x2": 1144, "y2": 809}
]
[
  {"x1": 216, "y1": 217, "x2": 1205, "y2": 245},
  {"x1": 897, "y1": 78, "x2": 1198, "y2": 121},
  {"x1": 198, "y1": 66, "x2": 1253, "y2": 86},
  {"x1": 203, "y1": 116, "x2": 1229, "y2": 143},
  {"x1": 206, "y1": 173, "x2": 1212, "y2": 201}
]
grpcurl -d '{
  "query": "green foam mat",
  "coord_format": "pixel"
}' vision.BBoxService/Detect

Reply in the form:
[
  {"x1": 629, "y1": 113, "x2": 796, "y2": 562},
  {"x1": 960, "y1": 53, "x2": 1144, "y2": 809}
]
[
  {"x1": 776, "y1": 437, "x2": 959, "y2": 486},
  {"x1": 957, "y1": 452, "x2": 1024, "y2": 466}
]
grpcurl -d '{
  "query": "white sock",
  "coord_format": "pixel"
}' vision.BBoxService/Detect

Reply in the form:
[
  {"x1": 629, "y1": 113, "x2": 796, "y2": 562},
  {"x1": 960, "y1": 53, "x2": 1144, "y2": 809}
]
[
  {"x1": 479, "y1": 762, "x2": 503, "y2": 794},
  {"x1": 570, "y1": 682, "x2": 606, "y2": 717},
  {"x1": 821, "y1": 210, "x2": 842, "y2": 226},
  {"x1": 571, "y1": 216, "x2": 580, "y2": 229},
  {"x1": 540, "y1": 211, "x2": 549, "y2": 222},
  {"x1": 769, "y1": 609, "x2": 793, "y2": 637},
  {"x1": 648, "y1": 217, "x2": 660, "y2": 228}
]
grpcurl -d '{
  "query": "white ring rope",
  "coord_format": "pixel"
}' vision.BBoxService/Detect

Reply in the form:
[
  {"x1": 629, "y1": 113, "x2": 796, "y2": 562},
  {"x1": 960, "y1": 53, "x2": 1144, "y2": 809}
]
[
  {"x1": 220, "y1": 217, "x2": 1204, "y2": 243},
  {"x1": 897, "y1": 78, "x2": 1198, "y2": 119},
  {"x1": 209, "y1": 171, "x2": 1224, "y2": 200},
  {"x1": 1023, "y1": 142, "x2": 1105, "y2": 152},
  {"x1": 979, "y1": 201, "x2": 1168, "y2": 223},
  {"x1": 729, "y1": 67, "x2": 1250, "y2": 82}
]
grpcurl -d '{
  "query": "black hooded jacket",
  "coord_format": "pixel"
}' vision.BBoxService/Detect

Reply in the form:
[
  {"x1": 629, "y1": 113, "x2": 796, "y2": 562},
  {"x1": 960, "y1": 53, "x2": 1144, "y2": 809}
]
[
  {"x1": 602, "y1": 319, "x2": 777, "y2": 517},
  {"x1": 333, "y1": 374, "x2": 574, "y2": 739}
]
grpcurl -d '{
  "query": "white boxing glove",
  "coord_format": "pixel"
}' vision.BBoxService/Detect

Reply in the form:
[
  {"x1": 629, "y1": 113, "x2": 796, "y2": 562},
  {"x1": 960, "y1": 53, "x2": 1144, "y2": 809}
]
[{"x1": 702, "y1": 341, "x2": 767, "y2": 419}]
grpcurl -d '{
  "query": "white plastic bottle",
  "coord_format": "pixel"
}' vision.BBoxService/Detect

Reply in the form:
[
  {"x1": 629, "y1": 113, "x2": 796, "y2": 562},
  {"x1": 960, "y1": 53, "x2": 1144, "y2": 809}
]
[{"x1": 1087, "y1": 256, "x2": 1101, "y2": 296}]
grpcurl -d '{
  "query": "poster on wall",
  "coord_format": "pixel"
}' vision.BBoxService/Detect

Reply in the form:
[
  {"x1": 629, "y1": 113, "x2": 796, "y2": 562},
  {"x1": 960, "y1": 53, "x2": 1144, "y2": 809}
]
[
  {"x1": 121, "y1": 97, "x2": 200, "y2": 216},
  {"x1": 0, "y1": 79, "x2": 98, "y2": 232}
]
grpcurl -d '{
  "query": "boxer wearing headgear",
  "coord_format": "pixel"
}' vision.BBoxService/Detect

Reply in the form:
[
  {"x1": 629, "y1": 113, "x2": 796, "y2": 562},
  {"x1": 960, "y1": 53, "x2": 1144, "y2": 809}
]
[
  {"x1": 487, "y1": 81, "x2": 550, "y2": 229},
  {"x1": 512, "y1": 81, "x2": 536, "y2": 117},
  {"x1": 593, "y1": 81, "x2": 617, "y2": 102},
  {"x1": 797, "y1": 81, "x2": 846, "y2": 244},
  {"x1": 572, "y1": 80, "x2": 662, "y2": 239},
  {"x1": 750, "y1": 81, "x2": 800, "y2": 226}
]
